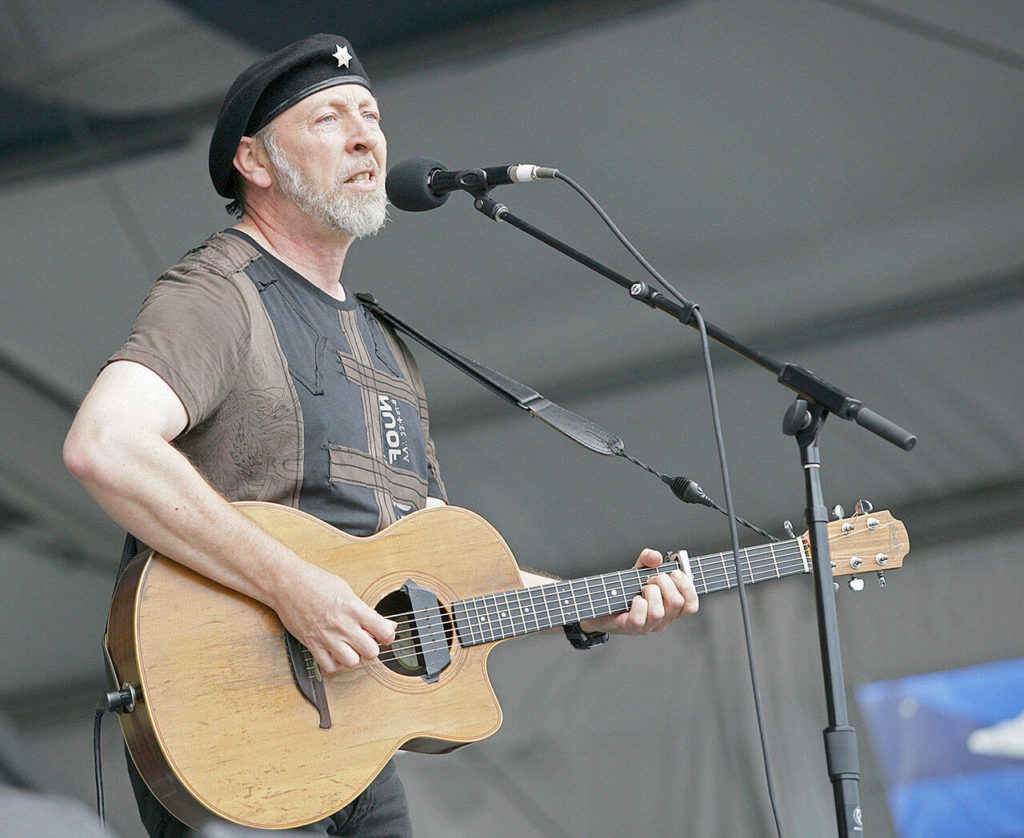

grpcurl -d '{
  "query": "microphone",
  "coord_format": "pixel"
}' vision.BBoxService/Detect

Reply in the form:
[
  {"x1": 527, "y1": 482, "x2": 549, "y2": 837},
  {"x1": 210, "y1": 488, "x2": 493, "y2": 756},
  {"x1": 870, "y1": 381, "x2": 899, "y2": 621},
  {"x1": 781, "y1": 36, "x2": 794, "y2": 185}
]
[{"x1": 386, "y1": 157, "x2": 557, "y2": 212}]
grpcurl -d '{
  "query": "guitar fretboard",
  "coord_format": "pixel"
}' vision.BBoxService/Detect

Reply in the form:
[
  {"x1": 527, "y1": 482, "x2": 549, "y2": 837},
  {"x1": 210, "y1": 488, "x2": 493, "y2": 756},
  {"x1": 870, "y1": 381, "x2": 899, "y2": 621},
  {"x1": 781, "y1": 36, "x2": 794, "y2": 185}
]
[{"x1": 452, "y1": 537, "x2": 808, "y2": 646}]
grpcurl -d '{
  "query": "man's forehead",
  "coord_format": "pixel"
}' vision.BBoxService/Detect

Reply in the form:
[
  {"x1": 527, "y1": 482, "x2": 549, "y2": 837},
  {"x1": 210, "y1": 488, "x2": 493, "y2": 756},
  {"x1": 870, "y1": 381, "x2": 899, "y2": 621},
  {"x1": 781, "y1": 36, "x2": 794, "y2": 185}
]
[
  {"x1": 299, "y1": 83, "x2": 378, "y2": 109},
  {"x1": 272, "y1": 84, "x2": 378, "y2": 126}
]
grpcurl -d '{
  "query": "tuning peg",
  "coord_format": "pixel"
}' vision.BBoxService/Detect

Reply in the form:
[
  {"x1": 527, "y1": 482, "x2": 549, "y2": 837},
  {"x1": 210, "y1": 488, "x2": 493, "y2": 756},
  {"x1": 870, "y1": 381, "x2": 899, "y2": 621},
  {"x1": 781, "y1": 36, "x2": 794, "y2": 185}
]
[
  {"x1": 783, "y1": 520, "x2": 796, "y2": 539},
  {"x1": 877, "y1": 571, "x2": 887, "y2": 589},
  {"x1": 848, "y1": 577, "x2": 865, "y2": 592},
  {"x1": 832, "y1": 505, "x2": 845, "y2": 520},
  {"x1": 854, "y1": 499, "x2": 873, "y2": 516}
]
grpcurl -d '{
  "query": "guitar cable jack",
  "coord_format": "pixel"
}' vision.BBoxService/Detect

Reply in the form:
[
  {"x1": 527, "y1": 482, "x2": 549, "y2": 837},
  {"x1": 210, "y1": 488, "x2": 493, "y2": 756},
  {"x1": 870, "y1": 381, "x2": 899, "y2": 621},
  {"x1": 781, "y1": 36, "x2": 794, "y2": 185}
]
[
  {"x1": 102, "y1": 682, "x2": 138, "y2": 714},
  {"x1": 93, "y1": 682, "x2": 139, "y2": 827}
]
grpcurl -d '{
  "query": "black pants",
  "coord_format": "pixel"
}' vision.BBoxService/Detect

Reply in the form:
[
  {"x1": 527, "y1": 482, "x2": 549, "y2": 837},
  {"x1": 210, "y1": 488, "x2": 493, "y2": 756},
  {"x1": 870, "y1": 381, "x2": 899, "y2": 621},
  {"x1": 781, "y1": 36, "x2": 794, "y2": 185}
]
[{"x1": 127, "y1": 752, "x2": 412, "y2": 837}]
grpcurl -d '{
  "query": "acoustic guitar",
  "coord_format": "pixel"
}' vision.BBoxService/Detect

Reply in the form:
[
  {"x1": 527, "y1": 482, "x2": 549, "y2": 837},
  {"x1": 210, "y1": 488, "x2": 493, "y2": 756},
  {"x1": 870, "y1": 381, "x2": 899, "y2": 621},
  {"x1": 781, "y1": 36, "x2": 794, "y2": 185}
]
[{"x1": 105, "y1": 502, "x2": 908, "y2": 830}]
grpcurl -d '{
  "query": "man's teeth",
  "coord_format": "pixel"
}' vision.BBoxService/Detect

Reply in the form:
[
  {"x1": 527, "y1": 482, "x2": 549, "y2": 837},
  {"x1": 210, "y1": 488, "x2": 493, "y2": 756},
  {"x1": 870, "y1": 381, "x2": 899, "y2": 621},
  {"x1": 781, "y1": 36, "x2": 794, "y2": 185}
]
[{"x1": 348, "y1": 172, "x2": 373, "y2": 183}]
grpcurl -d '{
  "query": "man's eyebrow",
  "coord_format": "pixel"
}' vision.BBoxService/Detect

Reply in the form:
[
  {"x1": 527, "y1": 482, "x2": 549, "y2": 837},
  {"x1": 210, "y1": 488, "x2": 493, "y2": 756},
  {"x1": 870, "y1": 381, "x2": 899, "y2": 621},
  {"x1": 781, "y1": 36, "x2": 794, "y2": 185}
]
[{"x1": 322, "y1": 92, "x2": 380, "y2": 109}]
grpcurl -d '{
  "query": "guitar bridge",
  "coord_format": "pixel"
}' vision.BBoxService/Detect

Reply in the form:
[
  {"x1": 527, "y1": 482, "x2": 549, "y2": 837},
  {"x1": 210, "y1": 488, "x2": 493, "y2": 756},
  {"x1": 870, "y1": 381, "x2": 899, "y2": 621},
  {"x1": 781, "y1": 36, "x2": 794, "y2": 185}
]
[{"x1": 284, "y1": 630, "x2": 332, "y2": 729}]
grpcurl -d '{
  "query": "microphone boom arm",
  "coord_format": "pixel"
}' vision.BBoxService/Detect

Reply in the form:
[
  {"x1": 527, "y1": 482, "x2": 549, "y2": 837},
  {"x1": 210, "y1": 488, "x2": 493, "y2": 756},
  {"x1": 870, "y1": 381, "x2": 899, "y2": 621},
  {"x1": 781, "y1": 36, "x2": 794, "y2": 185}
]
[{"x1": 471, "y1": 194, "x2": 916, "y2": 451}]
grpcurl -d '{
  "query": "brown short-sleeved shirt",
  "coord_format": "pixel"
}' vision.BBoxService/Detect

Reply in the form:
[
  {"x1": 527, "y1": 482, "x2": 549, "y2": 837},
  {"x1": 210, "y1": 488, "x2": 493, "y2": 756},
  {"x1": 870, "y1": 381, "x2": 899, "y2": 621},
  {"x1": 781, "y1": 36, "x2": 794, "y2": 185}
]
[{"x1": 111, "y1": 230, "x2": 445, "y2": 536}]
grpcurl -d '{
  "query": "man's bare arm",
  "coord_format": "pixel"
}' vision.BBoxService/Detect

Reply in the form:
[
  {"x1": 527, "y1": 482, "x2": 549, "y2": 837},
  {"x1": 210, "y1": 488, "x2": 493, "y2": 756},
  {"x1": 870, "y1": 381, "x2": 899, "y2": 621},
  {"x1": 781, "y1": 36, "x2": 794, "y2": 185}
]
[{"x1": 63, "y1": 360, "x2": 395, "y2": 673}]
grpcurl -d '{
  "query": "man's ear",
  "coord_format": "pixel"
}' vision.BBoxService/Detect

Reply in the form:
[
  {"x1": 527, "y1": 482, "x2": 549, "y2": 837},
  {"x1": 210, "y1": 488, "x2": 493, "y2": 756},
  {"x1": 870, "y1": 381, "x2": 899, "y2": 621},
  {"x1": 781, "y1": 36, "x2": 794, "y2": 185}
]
[{"x1": 233, "y1": 136, "x2": 273, "y2": 190}]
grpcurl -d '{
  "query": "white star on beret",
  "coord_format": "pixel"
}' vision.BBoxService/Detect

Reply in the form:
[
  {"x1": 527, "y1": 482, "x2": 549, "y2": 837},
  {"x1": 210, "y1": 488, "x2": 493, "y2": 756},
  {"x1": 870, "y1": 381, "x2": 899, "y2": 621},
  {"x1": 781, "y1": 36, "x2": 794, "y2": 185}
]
[{"x1": 333, "y1": 44, "x2": 352, "y2": 68}]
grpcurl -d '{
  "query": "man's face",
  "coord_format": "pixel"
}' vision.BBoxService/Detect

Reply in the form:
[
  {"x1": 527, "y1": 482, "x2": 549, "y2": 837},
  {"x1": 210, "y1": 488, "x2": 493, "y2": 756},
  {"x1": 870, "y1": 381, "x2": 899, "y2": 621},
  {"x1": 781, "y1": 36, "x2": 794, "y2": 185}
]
[{"x1": 261, "y1": 83, "x2": 388, "y2": 238}]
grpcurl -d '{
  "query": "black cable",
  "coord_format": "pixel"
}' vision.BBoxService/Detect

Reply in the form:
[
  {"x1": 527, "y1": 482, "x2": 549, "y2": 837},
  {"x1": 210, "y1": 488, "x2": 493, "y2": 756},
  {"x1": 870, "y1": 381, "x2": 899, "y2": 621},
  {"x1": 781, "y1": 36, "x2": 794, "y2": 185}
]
[
  {"x1": 93, "y1": 706, "x2": 106, "y2": 826},
  {"x1": 691, "y1": 307, "x2": 787, "y2": 838},
  {"x1": 94, "y1": 686, "x2": 137, "y2": 825},
  {"x1": 551, "y1": 172, "x2": 787, "y2": 837},
  {"x1": 553, "y1": 171, "x2": 697, "y2": 313}
]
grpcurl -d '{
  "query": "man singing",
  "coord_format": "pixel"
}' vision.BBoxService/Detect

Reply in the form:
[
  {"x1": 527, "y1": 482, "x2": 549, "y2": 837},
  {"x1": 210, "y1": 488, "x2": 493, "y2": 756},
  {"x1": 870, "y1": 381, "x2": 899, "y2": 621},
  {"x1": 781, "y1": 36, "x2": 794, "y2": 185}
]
[{"x1": 64, "y1": 34, "x2": 698, "y2": 837}]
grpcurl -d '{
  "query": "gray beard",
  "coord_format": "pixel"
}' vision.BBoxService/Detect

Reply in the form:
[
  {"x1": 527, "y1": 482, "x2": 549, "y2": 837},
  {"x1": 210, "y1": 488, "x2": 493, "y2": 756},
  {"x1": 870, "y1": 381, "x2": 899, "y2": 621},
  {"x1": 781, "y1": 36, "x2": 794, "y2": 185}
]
[{"x1": 263, "y1": 132, "x2": 388, "y2": 239}]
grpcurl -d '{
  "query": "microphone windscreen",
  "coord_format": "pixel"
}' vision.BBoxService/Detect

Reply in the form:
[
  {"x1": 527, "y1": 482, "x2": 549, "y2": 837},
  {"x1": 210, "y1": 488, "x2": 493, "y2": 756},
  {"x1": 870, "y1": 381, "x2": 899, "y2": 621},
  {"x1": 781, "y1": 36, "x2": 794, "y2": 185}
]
[{"x1": 385, "y1": 157, "x2": 450, "y2": 212}]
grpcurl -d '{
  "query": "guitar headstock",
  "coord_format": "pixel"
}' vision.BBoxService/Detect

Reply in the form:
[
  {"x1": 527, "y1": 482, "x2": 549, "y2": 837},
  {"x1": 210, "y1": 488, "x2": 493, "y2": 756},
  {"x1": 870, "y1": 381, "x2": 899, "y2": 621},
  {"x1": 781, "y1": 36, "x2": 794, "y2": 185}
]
[{"x1": 818, "y1": 510, "x2": 909, "y2": 578}]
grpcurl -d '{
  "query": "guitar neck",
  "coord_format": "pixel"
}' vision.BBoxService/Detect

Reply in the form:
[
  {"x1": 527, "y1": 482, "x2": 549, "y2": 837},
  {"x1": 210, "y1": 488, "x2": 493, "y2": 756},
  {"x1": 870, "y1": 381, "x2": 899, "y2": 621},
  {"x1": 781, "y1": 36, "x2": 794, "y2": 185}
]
[{"x1": 453, "y1": 536, "x2": 809, "y2": 647}]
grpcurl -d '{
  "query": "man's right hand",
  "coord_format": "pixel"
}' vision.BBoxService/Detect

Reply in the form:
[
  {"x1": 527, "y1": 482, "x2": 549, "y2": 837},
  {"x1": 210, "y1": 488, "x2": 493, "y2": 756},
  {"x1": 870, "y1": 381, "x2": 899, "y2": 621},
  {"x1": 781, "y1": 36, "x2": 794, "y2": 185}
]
[{"x1": 272, "y1": 564, "x2": 397, "y2": 673}]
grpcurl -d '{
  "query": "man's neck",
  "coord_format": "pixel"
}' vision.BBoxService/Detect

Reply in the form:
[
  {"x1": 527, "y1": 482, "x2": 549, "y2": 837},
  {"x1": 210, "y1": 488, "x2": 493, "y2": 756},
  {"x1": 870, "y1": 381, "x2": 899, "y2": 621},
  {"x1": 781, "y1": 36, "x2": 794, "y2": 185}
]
[{"x1": 235, "y1": 214, "x2": 354, "y2": 301}]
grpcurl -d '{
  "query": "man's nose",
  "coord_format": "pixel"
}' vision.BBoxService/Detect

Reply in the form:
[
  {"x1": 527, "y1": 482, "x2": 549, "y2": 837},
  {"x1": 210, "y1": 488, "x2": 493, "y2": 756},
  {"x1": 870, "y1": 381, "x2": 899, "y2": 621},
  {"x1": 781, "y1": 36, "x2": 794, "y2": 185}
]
[{"x1": 346, "y1": 118, "x2": 379, "y2": 155}]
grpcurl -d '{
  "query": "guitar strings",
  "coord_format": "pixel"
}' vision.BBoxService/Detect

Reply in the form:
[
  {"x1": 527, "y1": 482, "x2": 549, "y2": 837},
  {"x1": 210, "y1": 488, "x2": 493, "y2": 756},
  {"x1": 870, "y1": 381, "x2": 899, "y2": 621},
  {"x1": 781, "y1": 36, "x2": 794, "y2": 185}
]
[
  {"x1": 373, "y1": 554, "x2": 781, "y2": 662},
  {"x1": 374, "y1": 549, "x2": 881, "y2": 663},
  {"x1": 374, "y1": 550, "x2": 783, "y2": 664},
  {"x1": 375, "y1": 525, "x2": 891, "y2": 651},
  {"x1": 372, "y1": 524, "x2": 884, "y2": 627},
  {"x1": 368, "y1": 524, "x2": 895, "y2": 664}
]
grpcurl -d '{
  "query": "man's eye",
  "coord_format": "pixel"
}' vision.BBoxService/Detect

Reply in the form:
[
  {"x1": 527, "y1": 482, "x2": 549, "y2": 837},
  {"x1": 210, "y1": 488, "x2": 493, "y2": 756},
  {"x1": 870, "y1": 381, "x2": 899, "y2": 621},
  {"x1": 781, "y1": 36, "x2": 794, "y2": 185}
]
[
  {"x1": 364, "y1": 112, "x2": 380, "y2": 122},
  {"x1": 317, "y1": 113, "x2": 337, "y2": 123}
]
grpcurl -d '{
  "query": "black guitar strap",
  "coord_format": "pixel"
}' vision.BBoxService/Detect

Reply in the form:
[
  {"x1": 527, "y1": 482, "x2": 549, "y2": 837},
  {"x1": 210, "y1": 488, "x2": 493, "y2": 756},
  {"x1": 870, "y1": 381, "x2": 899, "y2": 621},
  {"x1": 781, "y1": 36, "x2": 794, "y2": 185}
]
[{"x1": 357, "y1": 292, "x2": 624, "y2": 457}]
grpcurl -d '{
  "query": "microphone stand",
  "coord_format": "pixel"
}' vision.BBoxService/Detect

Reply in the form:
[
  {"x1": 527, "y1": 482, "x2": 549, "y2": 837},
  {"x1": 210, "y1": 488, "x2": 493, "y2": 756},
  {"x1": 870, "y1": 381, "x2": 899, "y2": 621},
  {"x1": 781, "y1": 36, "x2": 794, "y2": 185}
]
[{"x1": 470, "y1": 192, "x2": 917, "y2": 838}]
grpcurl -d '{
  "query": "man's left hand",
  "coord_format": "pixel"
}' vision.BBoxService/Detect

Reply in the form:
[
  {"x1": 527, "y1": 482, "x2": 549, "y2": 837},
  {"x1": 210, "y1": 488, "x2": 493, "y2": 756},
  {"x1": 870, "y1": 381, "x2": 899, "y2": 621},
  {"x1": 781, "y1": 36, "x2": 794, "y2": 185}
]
[{"x1": 580, "y1": 548, "x2": 698, "y2": 635}]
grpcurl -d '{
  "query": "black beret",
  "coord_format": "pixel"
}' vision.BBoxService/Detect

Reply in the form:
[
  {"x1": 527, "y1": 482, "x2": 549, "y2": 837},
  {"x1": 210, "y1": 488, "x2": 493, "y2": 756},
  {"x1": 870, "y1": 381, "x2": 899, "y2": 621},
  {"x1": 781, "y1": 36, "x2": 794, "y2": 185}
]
[{"x1": 209, "y1": 34, "x2": 373, "y2": 199}]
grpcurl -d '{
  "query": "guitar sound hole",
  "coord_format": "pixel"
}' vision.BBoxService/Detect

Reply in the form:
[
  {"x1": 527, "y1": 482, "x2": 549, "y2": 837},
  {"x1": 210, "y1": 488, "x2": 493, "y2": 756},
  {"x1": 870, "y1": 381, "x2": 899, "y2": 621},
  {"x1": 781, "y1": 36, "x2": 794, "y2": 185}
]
[{"x1": 375, "y1": 589, "x2": 454, "y2": 678}]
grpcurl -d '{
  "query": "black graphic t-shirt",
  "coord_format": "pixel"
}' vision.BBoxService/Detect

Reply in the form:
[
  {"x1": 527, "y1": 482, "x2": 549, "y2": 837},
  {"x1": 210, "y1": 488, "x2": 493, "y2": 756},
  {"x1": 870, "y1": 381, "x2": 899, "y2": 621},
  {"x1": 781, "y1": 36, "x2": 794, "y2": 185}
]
[
  {"x1": 110, "y1": 229, "x2": 445, "y2": 537},
  {"x1": 244, "y1": 234, "x2": 444, "y2": 535}
]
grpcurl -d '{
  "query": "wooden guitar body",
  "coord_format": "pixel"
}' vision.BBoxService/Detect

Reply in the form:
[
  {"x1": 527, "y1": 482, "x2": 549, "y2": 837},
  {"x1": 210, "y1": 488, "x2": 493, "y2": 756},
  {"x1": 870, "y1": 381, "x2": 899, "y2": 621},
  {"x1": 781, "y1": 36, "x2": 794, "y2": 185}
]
[{"x1": 106, "y1": 503, "x2": 520, "y2": 830}]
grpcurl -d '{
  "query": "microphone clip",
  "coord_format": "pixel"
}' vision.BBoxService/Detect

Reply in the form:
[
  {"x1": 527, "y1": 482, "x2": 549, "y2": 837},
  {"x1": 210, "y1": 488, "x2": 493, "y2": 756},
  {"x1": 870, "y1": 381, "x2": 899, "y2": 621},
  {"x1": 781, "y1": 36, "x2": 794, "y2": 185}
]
[
  {"x1": 444, "y1": 168, "x2": 493, "y2": 198},
  {"x1": 473, "y1": 195, "x2": 508, "y2": 221},
  {"x1": 630, "y1": 282, "x2": 700, "y2": 325}
]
